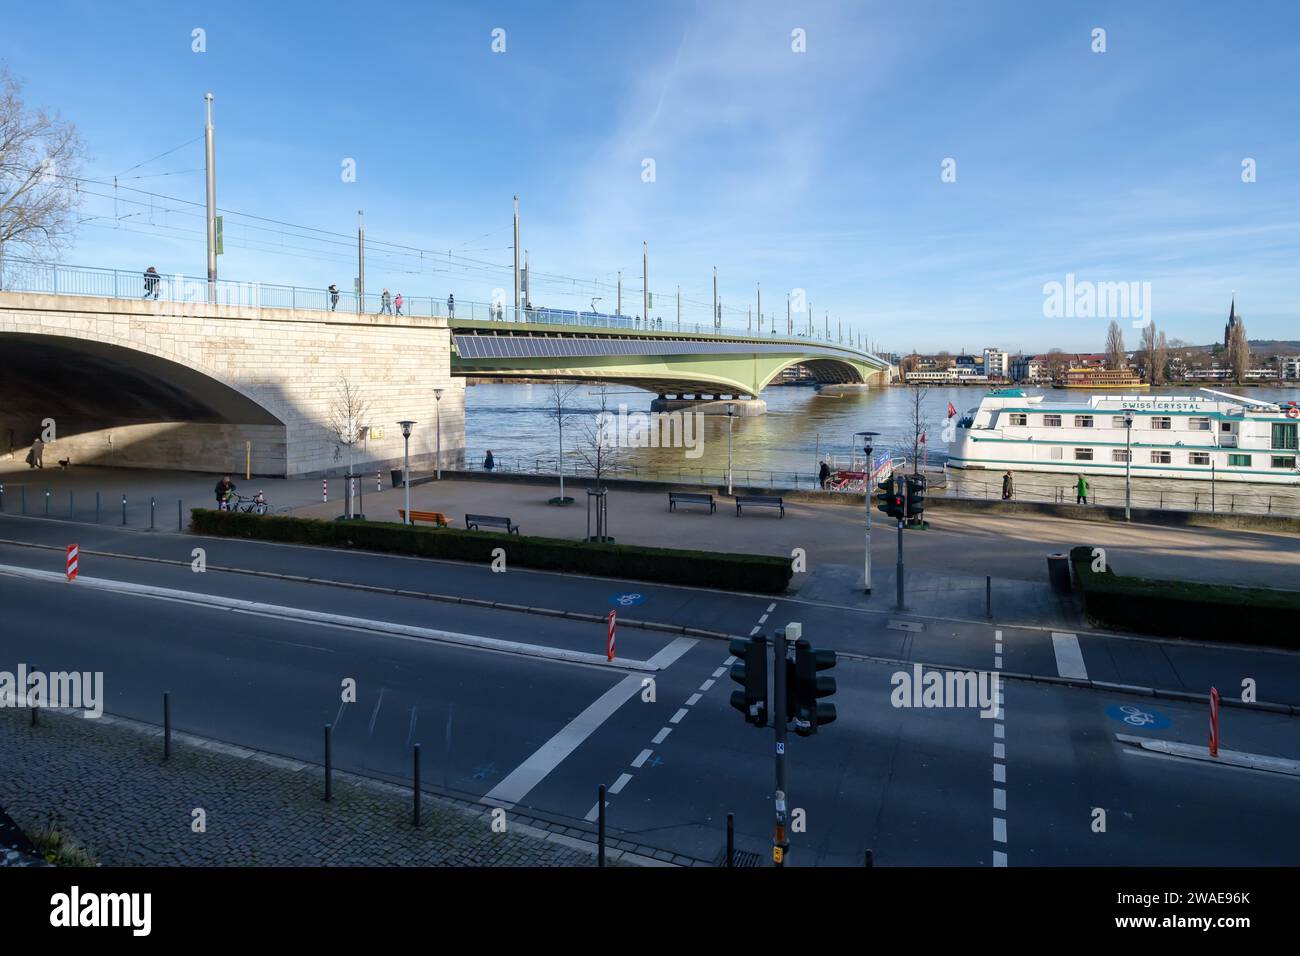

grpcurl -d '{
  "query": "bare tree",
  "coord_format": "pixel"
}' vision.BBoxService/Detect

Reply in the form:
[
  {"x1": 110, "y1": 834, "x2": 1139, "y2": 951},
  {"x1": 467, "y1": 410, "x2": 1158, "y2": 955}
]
[
  {"x1": 574, "y1": 384, "x2": 623, "y2": 490},
  {"x1": 1153, "y1": 331, "x2": 1168, "y2": 386},
  {"x1": 0, "y1": 68, "x2": 86, "y2": 266},
  {"x1": 1228, "y1": 318, "x2": 1250, "y2": 383},
  {"x1": 326, "y1": 377, "x2": 371, "y2": 518},
  {"x1": 545, "y1": 380, "x2": 580, "y2": 502},
  {"x1": 1104, "y1": 320, "x2": 1126, "y2": 369},
  {"x1": 901, "y1": 384, "x2": 931, "y2": 474},
  {"x1": 1139, "y1": 322, "x2": 1158, "y2": 382}
]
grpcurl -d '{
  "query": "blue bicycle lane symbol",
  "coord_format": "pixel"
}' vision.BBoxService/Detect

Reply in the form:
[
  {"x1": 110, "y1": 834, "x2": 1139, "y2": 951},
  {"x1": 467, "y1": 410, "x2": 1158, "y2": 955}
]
[
  {"x1": 1105, "y1": 704, "x2": 1171, "y2": 730},
  {"x1": 610, "y1": 592, "x2": 647, "y2": 608}
]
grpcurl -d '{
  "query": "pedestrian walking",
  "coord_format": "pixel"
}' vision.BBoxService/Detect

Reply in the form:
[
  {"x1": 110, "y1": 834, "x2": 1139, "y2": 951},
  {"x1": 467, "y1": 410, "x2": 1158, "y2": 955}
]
[
  {"x1": 483, "y1": 449, "x2": 495, "y2": 472},
  {"x1": 1001, "y1": 470, "x2": 1014, "y2": 500},
  {"x1": 394, "y1": 293, "x2": 404, "y2": 316},
  {"x1": 379, "y1": 289, "x2": 392, "y2": 315},
  {"x1": 26, "y1": 436, "x2": 43, "y2": 470},
  {"x1": 142, "y1": 266, "x2": 160, "y2": 299},
  {"x1": 328, "y1": 283, "x2": 340, "y2": 311},
  {"x1": 819, "y1": 460, "x2": 831, "y2": 489},
  {"x1": 1075, "y1": 474, "x2": 1089, "y2": 505},
  {"x1": 447, "y1": 293, "x2": 455, "y2": 318}
]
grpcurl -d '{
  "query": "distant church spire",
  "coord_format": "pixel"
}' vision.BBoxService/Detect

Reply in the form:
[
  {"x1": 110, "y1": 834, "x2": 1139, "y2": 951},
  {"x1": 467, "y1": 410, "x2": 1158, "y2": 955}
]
[{"x1": 1224, "y1": 293, "x2": 1240, "y2": 348}]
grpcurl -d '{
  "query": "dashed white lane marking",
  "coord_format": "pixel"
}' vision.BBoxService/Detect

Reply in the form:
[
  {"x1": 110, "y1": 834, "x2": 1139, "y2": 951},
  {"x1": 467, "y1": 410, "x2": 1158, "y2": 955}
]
[
  {"x1": 993, "y1": 818, "x2": 1007, "y2": 843},
  {"x1": 712, "y1": 667, "x2": 726, "y2": 678},
  {"x1": 993, "y1": 788, "x2": 1006, "y2": 811},
  {"x1": 584, "y1": 801, "x2": 606, "y2": 822},
  {"x1": 685, "y1": 693, "x2": 702, "y2": 706},
  {"x1": 669, "y1": 708, "x2": 689, "y2": 724},
  {"x1": 993, "y1": 628, "x2": 1007, "y2": 867},
  {"x1": 757, "y1": 614, "x2": 769, "y2": 625},
  {"x1": 609, "y1": 773, "x2": 633, "y2": 795},
  {"x1": 750, "y1": 626, "x2": 761, "y2": 636},
  {"x1": 993, "y1": 850, "x2": 1007, "y2": 867},
  {"x1": 699, "y1": 679, "x2": 715, "y2": 691},
  {"x1": 1051, "y1": 631, "x2": 1088, "y2": 679},
  {"x1": 994, "y1": 656, "x2": 1003, "y2": 669},
  {"x1": 725, "y1": 657, "x2": 737, "y2": 666},
  {"x1": 766, "y1": 603, "x2": 776, "y2": 613},
  {"x1": 994, "y1": 742, "x2": 1005, "y2": 759},
  {"x1": 994, "y1": 724, "x2": 1005, "y2": 739},
  {"x1": 652, "y1": 727, "x2": 672, "y2": 744},
  {"x1": 631, "y1": 749, "x2": 653, "y2": 768}
]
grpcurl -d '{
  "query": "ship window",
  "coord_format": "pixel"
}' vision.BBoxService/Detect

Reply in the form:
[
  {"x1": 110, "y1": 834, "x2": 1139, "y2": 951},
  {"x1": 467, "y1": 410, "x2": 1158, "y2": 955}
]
[
  {"x1": 1228, "y1": 454, "x2": 1251, "y2": 467},
  {"x1": 1151, "y1": 417, "x2": 1172, "y2": 429},
  {"x1": 1150, "y1": 451, "x2": 1171, "y2": 464},
  {"x1": 1272, "y1": 423, "x2": 1298, "y2": 451},
  {"x1": 1112, "y1": 416, "x2": 1127, "y2": 428},
  {"x1": 1272, "y1": 456, "x2": 1297, "y2": 469},
  {"x1": 1074, "y1": 447, "x2": 1093, "y2": 461},
  {"x1": 1008, "y1": 413, "x2": 1027, "y2": 426},
  {"x1": 1189, "y1": 452, "x2": 1210, "y2": 465},
  {"x1": 1043, "y1": 415, "x2": 1062, "y2": 427},
  {"x1": 1189, "y1": 417, "x2": 1211, "y2": 431},
  {"x1": 1111, "y1": 449, "x2": 1130, "y2": 462},
  {"x1": 1074, "y1": 415, "x2": 1094, "y2": 428},
  {"x1": 1049, "y1": 447, "x2": 1063, "y2": 459}
]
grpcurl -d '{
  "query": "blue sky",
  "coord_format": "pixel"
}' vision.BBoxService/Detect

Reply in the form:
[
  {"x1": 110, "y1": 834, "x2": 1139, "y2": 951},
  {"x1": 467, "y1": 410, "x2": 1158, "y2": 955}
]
[{"x1": 5, "y1": 0, "x2": 1300, "y2": 352}]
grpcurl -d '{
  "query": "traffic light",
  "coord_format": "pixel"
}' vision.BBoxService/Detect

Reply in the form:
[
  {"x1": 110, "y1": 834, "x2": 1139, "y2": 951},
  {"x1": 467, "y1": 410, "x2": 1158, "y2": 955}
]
[
  {"x1": 729, "y1": 635, "x2": 768, "y2": 727},
  {"x1": 789, "y1": 639, "x2": 837, "y2": 736},
  {"x1": 905, "y1": 473, "x2": 927, "y2": 519},
  {"x1": 875, "y1": 478, "x2": 904, "y2": 519}
]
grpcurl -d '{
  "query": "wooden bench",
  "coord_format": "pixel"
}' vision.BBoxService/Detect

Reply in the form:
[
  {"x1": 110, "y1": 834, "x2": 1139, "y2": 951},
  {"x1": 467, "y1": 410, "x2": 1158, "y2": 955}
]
[
  {"x1": 735, "y1": 494, "x2": 784, "y2": 518},
  {"x1": 465, "y1": 513, "x2": 519, "y2": 534},
  {"x1": 668, "y1": 492, "x2": 715, "y2": 514},
  {"x1": 399, "y1": 509, "x2": 452, "y2": 527}
]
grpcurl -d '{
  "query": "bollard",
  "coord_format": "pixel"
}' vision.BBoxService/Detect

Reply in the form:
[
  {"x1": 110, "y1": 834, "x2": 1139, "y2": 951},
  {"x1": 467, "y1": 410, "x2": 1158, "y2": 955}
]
[
  {"x1": 95, "y1": 491, "x2": 100, "y2": 522},
  {"x1": 413, "y1": 743, "x2": 422, "y2": 827},
  {"x1": 178, "y1": 499, "x2": 183, "y2": 531},
  {"x1": 726, "y1": 813, "x2": 735, "y2": 867},
  {"x1": 986, "y1": 576, "x2": 992, "y2": 620},
  {"x1": 69, "y1": 490, "x2": 74, "y2": 519},
  {"x1": 597, "y1": 784, "x2": 607, "y2": 867},
  {"x1": 864, "y1": 849, "x2": 874, "y2": 867},
  {"x1": 150, "y1": 496, "x2": 155, "y2": 530},
  {"x1": 323, "y1": 723, "x2": 333, "y2": 801},
  {"x1": 44, "y1": 486, "x2": 50, "y2": 516},
  {"x1": 163, "y1": 691, "x2": 171, "y2": 761},
  {"x1": 0, "y1": 483, "x2": 4, "y2": 512},
  {"x1": 21, "y1": 486, "x2": 26, "y2": 514},
  {"x1": 121, "y1": 494, "x2": 127, "y2": 525}
]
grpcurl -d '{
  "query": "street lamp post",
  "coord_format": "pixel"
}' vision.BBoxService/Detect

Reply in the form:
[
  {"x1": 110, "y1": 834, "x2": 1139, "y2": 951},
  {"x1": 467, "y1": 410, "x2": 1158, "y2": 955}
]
[
  {"x1": 398, "y1": 420, "x2": 416, "y2": 524},
  {"x1": 1123, "y1": 410, "x2": 1134, "y2": 521},
  {"x1": 434, "y1": 389, "x2": 443, "y2": 480},
  {"x1": 726, "y1": 403, "x2": 736, "y2": 496},
  {"x1": 856, "y1": 431, "x2": 880, "y2": 594}
]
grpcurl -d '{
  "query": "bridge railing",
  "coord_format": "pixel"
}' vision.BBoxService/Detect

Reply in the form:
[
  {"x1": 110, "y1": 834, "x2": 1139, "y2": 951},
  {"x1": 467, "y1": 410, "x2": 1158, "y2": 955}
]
[{"x1": 0, "y1": 255, "x2": 882, "y2": 355}]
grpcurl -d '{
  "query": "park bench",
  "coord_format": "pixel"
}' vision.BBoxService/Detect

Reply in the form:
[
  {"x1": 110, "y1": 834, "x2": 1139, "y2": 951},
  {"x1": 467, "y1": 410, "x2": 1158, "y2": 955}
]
[
  {"x1": 399, "y1": 509, "x2": 452, "y2": 527},
  {"x1": 735, "y1": 494, "x2": 784, "y2": 518},
  {"x1": 668, "y1": 491, "x2": 715, "y2": 514},
  {"x1": 465, "y1": 513, "x2": 519, "y2": 534}
]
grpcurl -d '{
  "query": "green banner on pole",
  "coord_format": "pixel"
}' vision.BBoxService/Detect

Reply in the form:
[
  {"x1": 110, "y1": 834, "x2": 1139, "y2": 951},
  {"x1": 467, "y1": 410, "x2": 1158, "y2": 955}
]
[{"x1": 215, "y1": 215, "x2": 224, "y2": 255}]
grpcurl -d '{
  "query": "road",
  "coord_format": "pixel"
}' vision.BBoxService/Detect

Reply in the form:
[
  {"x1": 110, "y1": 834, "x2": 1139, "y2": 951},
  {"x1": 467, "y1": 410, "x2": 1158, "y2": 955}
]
[{"x1": 0, "y1": 512, "x2": 1296, "y2": 866}]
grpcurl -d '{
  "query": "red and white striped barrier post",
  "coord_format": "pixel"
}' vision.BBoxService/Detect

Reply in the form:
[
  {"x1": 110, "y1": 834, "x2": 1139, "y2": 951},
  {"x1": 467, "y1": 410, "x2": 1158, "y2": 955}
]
[
  {"x1": 606, "y1": 610, "x2": 616, "y2": 662},
  {"x1": 66, "y1": 544, "x2": 79, "y2": 582},
  {"x1": 1209, "y1": 686, "x2": 1220, "y2": 758},
  {"x1": 376, "y1": 471, "x2": 381, "y2": 492},
  {"x1": 322, "y1": 478, "x2": 328, "y2": 503}
]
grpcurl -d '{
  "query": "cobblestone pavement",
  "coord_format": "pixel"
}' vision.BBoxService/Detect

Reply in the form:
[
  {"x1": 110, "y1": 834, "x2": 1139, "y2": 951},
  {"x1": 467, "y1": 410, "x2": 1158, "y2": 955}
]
[{"x1": 0, "y1": 706, "x2": 648, "y2": 867}]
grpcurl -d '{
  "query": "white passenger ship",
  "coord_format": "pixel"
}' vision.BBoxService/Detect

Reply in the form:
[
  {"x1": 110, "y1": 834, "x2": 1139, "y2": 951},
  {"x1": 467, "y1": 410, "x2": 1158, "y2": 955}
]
[{"x1": 948, "y1": 389, "x2": 1300, "y2": 484}]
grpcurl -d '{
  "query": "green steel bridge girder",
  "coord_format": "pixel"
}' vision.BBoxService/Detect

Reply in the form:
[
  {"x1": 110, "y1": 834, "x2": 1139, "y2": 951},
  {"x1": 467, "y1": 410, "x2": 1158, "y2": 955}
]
[{"x1": 449, "y1": 324, "x2": 890, "y2": 396}]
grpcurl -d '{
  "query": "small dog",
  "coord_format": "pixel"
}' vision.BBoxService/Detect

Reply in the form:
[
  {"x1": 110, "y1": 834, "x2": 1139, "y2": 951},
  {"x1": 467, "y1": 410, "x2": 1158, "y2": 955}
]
[{"x1": 58, "y1": 458, "x2": 71, "y2": 470}]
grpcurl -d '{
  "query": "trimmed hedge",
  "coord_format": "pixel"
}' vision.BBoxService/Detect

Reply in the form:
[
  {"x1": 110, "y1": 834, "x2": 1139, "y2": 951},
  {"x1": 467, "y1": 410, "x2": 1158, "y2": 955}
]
[
  {"x1": 1069, "y1": 545, "x2": 1300, "y2": 646},
  {"x1": 191, "y1": 509, "x2": 792, "y2": 594}
]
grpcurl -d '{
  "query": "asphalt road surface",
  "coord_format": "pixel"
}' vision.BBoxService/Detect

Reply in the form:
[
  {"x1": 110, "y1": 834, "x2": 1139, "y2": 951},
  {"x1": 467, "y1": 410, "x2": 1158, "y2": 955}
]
[{"x1": 0, "y1": 513, "x2": 1296, "y2": 866}]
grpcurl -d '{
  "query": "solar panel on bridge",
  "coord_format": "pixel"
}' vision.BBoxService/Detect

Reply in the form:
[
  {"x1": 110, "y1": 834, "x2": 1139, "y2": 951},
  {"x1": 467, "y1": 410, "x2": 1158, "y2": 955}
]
[{"x1": 453, "y1": 333, "x2": 877, "y2": 361}]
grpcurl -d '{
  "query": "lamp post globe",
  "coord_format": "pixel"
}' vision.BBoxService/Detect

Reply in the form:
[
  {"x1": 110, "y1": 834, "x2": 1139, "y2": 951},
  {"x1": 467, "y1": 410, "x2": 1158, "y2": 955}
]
[{"x1": 398, "y1": 420, "x2": 416, "y2": 524}]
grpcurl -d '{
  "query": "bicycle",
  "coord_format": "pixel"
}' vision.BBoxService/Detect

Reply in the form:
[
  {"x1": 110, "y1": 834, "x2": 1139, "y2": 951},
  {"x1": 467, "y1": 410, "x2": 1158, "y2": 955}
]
[{"x1": 228, "y1": 492, "x2": 269, "y2": 515}]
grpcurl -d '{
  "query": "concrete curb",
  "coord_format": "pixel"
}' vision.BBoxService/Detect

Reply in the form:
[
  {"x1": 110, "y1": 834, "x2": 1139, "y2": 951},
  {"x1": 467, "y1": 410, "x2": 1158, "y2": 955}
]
[{"x1": 1115, "y1": 733, "x2": 1300, "y2": 776}]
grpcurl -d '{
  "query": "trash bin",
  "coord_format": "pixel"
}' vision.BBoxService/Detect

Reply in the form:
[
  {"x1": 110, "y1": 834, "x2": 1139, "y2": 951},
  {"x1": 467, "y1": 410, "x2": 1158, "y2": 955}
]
[
  {"x1": 1046, "y1": 552, "x2": 1072, "y2": 593},
  {"x1": 390, "y1": 469, "x2": 404, "y2": 489}
]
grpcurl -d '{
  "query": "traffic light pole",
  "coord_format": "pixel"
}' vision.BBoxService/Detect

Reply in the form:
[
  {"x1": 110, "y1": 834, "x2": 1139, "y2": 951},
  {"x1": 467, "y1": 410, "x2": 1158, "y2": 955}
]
[
  {"x1": 895, "y1": 474, "x2": 906, "y2": 612},
  {"x1": 772, "y1": 625, "x2": 792, "y2": 867}
]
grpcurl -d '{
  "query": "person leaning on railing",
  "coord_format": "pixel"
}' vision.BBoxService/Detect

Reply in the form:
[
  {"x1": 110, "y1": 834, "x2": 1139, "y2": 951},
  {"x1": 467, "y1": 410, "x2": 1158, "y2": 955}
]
[{"x1": 142, "y1": 266, "x2": 160, "y2": 299}]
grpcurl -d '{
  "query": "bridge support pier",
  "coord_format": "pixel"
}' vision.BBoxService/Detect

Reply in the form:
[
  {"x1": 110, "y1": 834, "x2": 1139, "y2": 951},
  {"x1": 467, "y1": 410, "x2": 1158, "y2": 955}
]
[
  {"x1": 649, "y1": 396, "x2": 767, "y2": 416},
  {"x1": 815, "y1": 382, "x2": 874, "y2": 397}
]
